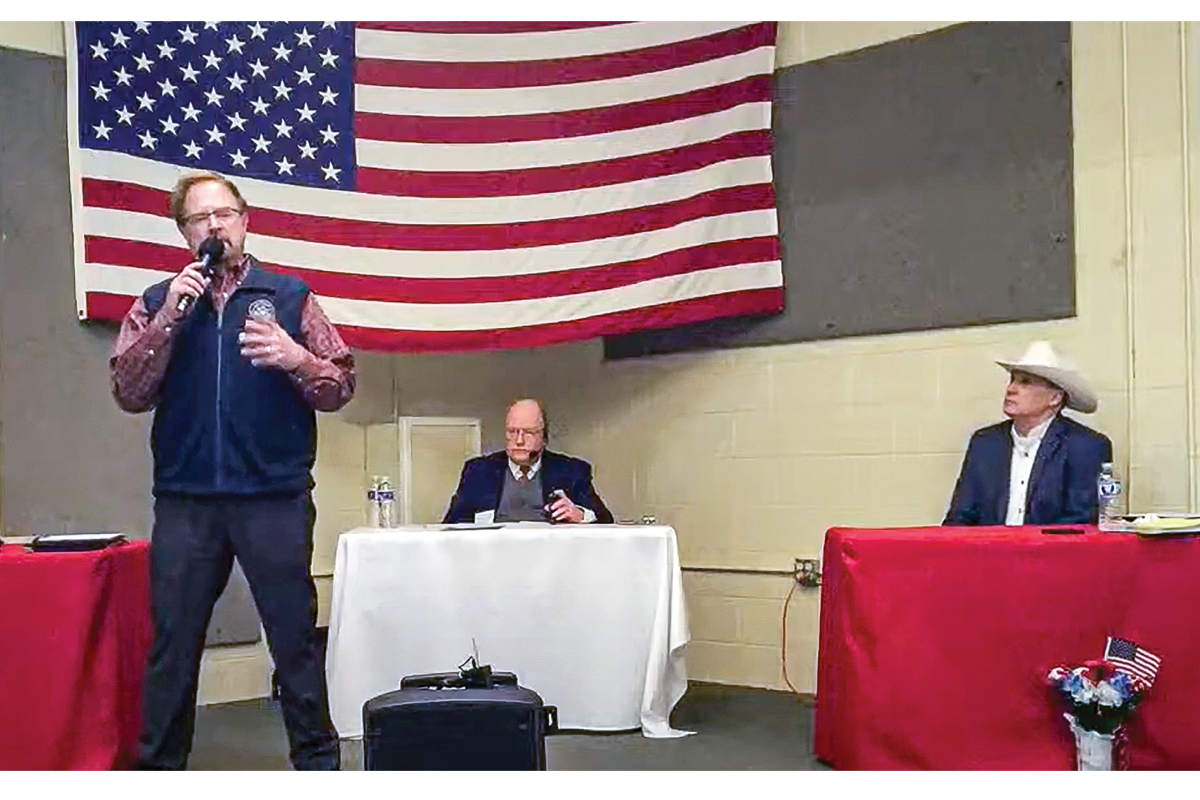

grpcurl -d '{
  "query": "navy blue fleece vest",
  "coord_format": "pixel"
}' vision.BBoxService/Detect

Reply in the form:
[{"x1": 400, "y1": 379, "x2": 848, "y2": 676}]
[{"x1": 142, "y1": 260, "x2": 316, "y2": 496}]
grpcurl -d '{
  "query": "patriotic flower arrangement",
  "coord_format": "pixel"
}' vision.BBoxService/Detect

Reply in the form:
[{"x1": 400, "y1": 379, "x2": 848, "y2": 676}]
[
  {"x1": 1046, "y1": 660, "x2": 1150, "y2": 734},
  {"x1": 1045, "y1": 637, "x2": 1160, "y2": 770}
]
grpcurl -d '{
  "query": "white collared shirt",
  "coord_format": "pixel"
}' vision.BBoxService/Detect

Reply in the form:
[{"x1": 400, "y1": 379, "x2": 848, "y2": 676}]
[
  {"x1": 1005, "y1": 416, "x2": 1054, "y2": 525},
  {"x1": 507, "y1": 456, "x2": 596, "y2": 523}
]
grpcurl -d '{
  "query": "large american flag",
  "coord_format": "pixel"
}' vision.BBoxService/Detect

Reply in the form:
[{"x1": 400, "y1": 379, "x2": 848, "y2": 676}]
[
  {"x1": 1103, "y1": 636, "x2": 1162, "y2": 686},
  {"x1": 67, "y1": 21, "x2": 783, "y2": 352}
]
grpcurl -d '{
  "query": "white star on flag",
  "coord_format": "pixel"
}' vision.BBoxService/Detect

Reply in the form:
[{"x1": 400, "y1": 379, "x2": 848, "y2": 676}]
[
  {"x1": 137, "y1": 130, "x2": 157, "y2": 149},
  {"x1": 91, "y1": 41, "x2": 109, "y2": 60},
  {"x1": 93, "y1": 120, "x2": 112, "y2": 139},
  {"x1": 110, "y1": 28, "x2": 129, "y2": 48},
  {"x1": 179, "y1": 26, "x2": 198, "y2": 44},
  {"x1": 183, "y1": 140, "x2": 202, "y2": 158},
  {"x1": 159, "y1": 115, "x2": 180, "y2": 135},
  {"x1": 229, "y1": 149, "x2": 249, "y2": 167},
  {"x1": 275, "y1": 156, "x2": 295, "y2": 175},
  {"x1": 226, "y1": 112, "x2": 248, "y2": 130},
  {"x1": 320, "y1": 162, "x2": 340, "y2": 182},
  {"x1": 114, "y1": 66, "x2": 132, "y2": 86}
]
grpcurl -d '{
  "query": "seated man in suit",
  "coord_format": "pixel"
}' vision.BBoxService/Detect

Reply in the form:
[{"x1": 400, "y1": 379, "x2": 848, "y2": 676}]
[
  {"x1": 443, "y1": 398, "x2": 614, "y2": 524},
  {"x1": 944, "y1": 341, "x2": 1113, "y2": 527}
]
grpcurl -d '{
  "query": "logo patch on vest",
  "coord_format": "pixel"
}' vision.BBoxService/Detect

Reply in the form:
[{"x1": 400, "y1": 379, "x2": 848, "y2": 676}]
[{"x1": 247, "y1": 298, "x2": 276, "y2": 322}]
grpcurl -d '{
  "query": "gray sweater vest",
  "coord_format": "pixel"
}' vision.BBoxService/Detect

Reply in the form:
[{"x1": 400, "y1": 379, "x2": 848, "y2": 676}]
[{"x1": 495, "y1": 467, "x2": 544, "y2": 522}]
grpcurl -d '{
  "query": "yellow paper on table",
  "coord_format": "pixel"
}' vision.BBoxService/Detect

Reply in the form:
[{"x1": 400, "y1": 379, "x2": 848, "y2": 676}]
[{"x1": 1128, "y1": 514, "x2": 1200, "y2": 532}]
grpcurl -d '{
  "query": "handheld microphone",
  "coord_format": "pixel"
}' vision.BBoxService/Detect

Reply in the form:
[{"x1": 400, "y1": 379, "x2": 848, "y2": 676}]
[{"x1": 176, "y1": 236, "x2": 225, "y2": 313}]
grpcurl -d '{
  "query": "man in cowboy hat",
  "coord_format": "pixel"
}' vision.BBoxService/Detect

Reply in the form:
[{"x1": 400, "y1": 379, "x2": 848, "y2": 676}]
[{"x1": 944, "y1": 341, "x2": 1113, "y2": 526}]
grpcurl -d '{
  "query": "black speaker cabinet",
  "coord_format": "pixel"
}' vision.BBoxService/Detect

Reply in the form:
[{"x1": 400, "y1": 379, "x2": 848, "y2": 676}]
[{"x1": 363, "y1": 674, "x2": 558, "y2": 770}]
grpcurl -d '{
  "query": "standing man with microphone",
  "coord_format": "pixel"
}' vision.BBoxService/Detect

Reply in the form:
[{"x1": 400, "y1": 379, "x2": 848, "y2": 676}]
[{"x1": 109, "y1": 171, "x2": 355, "y2": 770}]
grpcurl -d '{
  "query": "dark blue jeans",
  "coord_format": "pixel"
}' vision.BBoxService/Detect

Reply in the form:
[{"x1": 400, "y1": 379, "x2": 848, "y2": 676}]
[{"x1": 138, "y1": 492, "x2": 339, "y2": 770}]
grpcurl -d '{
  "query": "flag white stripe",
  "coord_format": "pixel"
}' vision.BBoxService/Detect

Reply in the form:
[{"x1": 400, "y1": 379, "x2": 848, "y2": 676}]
[
  {"x1": 82, "y1": 206, "x2": 780, "y2": 278},
  {"x1": 82, "y1": 149, "x2": 773, "y2": 225},
  {"x1": 354, "y1": 103, "x2": 770, "y2": 172},
  {"x1": 354, "y1": 47, "x2": 773, "y2": 117},
  {"x1": 354, "y1": 22, "x2": 751, "y2": 63},
  {"x1": 84, "y1": 260, "x2": 784, "y2": 331}
]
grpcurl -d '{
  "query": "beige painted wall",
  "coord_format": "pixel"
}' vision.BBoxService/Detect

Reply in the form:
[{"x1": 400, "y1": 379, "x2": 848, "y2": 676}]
[
  {"x1": 0, "y1": 22, "x2": 63, "y2": 56},
  {"x1": 6, "y1": 21, "x2": 1198, "y2": 697}
]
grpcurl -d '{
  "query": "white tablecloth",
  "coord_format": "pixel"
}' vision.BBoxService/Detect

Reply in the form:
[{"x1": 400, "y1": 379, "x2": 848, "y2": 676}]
[{"x1": 325, "y1": 524, "x2": 691, "y2": 739}]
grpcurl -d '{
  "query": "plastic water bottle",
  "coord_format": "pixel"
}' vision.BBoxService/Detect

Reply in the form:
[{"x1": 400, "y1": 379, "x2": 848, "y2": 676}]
[
  {"x1": 377, "y1": 475, "x2": 397, "y2": 528},
  {"x1": 1097, "y1": 462, "x2": 1125, "y2": 531},
  {"x1": 366, "y1": 476, "x2": 381, "y2": 528}
]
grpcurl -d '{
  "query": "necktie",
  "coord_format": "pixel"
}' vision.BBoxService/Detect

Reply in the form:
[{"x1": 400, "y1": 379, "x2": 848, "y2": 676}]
[{"x1": 518, "y1": 466, "x2": 530, "y2": 482}]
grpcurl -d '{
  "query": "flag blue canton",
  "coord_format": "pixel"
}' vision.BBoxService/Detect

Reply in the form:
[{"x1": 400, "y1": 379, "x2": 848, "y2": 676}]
[
  {"x1": 1107, "y1": 638, "x2": 1137, "y2": 661},
  {"x1": 76, "y1": 21, "x2": 356, "y2": 189}
]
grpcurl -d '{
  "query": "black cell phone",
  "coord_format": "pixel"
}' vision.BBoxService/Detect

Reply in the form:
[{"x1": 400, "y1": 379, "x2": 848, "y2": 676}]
[{"x1": 1042, "y1": 527, "x2": 1085, "y2": 535}]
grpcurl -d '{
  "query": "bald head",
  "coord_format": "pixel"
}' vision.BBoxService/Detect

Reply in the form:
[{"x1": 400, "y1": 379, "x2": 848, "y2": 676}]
[{"x1": 504, "y1": 399, "x2": 546, "y2": 466}]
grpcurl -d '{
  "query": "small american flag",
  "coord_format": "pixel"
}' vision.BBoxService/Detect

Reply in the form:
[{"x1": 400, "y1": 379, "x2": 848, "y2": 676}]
[
  {"x1": 1104, "y1": 636, "x2": 1162, "y2": 685},
  {"x1": 68, "y1": 21, "x2": 783, "y2": 352}
]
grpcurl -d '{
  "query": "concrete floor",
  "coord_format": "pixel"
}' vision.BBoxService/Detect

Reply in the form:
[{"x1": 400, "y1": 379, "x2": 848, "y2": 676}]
[{"x1": 187, "y1": 682, "x2": 830, "y2": 770}]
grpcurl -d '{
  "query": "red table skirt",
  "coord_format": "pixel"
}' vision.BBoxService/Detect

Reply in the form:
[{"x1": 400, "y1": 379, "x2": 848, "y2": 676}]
[
  {"x1": 0, "y1": 540, "x2": 151, "y2": 770},
  {"x1": 814, "y1": 526, "x2": 1200, "y2": 770}
]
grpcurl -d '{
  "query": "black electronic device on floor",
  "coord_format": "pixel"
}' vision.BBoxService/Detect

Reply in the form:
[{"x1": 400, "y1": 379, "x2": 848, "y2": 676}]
[{"x1": 363, "y1": 659, "x2": 557, "y2": 770}]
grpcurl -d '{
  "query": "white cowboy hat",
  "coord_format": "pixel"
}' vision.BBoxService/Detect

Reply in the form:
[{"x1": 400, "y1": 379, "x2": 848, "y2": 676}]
[{"x1": 996, "y1": 341, "x2": 1098, "y2": 414}]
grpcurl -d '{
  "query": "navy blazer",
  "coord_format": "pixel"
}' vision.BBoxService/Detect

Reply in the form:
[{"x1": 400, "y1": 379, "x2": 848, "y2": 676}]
[
  {"x1": 944, "y1": 414, "x2": 1113, "y2": 527},
  {"x1": 443, "y1": 449, "x2": 614, "y2": 524}
]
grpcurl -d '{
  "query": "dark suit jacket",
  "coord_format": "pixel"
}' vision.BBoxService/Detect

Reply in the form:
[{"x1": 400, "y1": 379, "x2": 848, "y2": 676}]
[
  {"x1": 443, "y1": 449, "x2": 614, "y2": 524},
  {"x1": 944, "y1": 414, "x2": 1113, "y2": 527}
]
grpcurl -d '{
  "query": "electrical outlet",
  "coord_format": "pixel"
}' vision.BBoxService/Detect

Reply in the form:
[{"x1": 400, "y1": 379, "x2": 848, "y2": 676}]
[{"x1": 793, "y1": 558, "x2": 821, "y2": 588}]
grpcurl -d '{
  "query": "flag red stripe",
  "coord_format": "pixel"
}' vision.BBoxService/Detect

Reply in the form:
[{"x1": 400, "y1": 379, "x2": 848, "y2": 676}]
[
  {"x1": 355, "y1": 24, "x2": 776, "y2": 90},
  {"x1": 355, "y1": 22, "x2": 630, "y2": 34},
  {"x1": 83, "y1": 179, "x2": 777, "y2": 250},
  {"x1": 85, "y1": 291, "x2": 136, "y2": 323},
  {"x1": 336, "y1": 288, "x2": 784, "y2": 352},
  {"x1": 356, "y1": 130, "x2": 773, "y2": 198},
  {"x1": 86, "y1": 235, "x2": 781, "y2": 303},
  {"x1": 85, "y1": 287, "x2": 784, "y2": 351},
  {"x1": 354, "y1": 75, "x2": 771, "y2": 144}
]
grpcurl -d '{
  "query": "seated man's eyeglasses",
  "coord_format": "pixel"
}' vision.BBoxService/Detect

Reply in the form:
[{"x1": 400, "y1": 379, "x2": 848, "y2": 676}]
[
  {"x1": 183, "y1": 207, "x2": 243, "y2": 227},
  {"x1": 504, "y1": 426, "x2": 543, "y2": 440}
]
